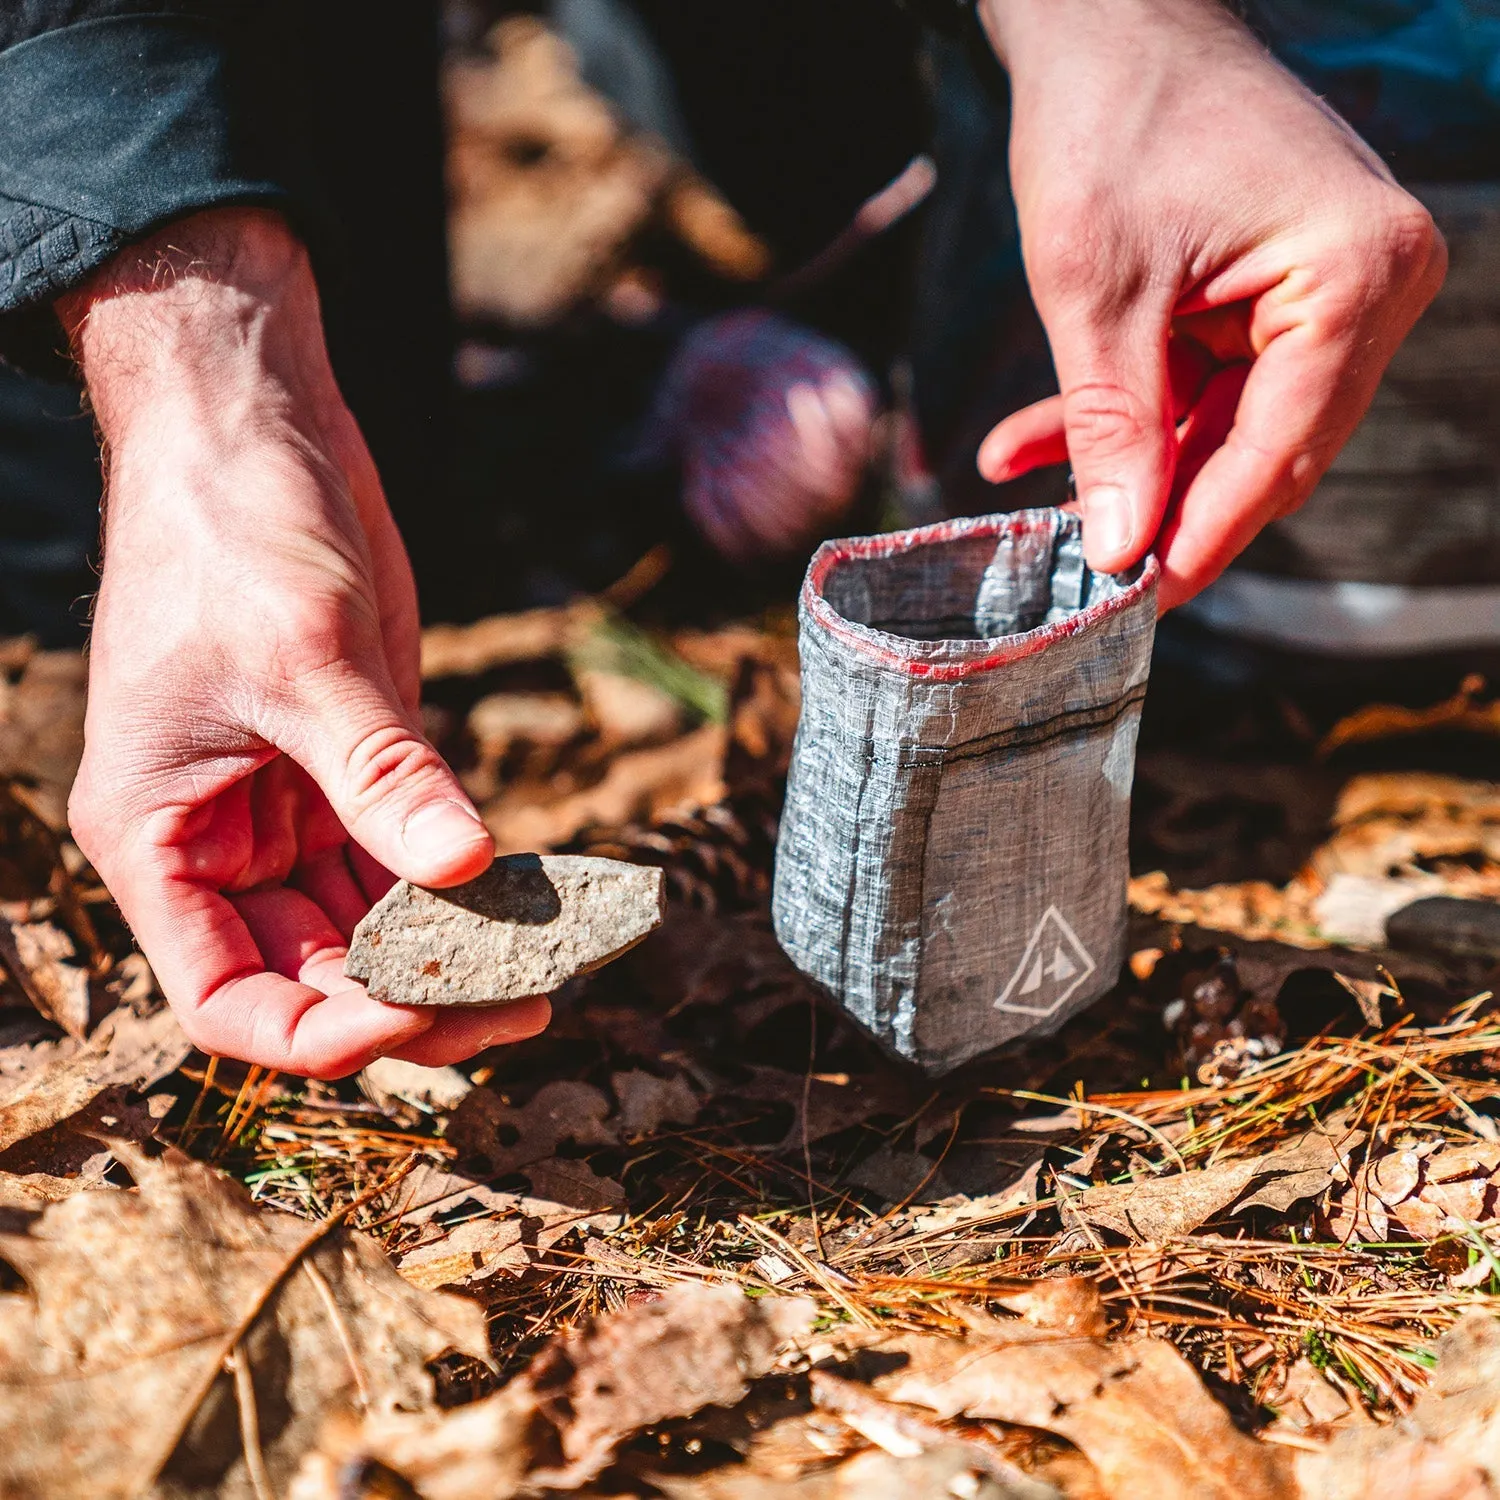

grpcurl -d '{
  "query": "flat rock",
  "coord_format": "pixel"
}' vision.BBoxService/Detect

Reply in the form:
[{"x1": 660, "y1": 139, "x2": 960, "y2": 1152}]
[{"x1": 346, "y1": 854, "x2": 665, "y2": 1006}]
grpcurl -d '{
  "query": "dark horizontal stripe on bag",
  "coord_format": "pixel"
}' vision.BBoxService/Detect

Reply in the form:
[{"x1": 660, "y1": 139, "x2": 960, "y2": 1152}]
[{"x1": 845, "y1": 683, "x2": 1149, "y2": 770}]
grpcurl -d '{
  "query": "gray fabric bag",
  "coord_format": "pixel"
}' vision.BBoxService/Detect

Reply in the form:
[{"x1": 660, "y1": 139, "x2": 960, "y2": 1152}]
[{"x1": 772, "y1": 509, "x2": 1158, "y2": 1074}]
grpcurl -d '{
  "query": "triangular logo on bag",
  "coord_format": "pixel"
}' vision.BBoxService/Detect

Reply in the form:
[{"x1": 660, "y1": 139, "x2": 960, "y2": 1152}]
[{"x1": 996, "y1": 905, "x2": 1096, "y2": 1017}]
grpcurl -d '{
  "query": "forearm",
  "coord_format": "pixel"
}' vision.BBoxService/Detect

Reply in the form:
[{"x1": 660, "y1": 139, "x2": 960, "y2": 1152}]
[{"x1": 58, "y1": 208, "x2": 342, "y2": 463}]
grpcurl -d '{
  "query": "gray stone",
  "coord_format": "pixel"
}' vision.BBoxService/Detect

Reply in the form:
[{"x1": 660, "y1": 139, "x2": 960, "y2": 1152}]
[{"x1": 346, "y1": 855, "x2": 665, "y2": 1006}]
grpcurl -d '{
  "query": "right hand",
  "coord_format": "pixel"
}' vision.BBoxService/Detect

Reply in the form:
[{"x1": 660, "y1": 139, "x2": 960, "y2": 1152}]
[
  {"x1": 62, "y1": 209, "x2": 550, "y2": 1076},
  {"x1": 974, "y1": 0, "x2": 1447, "y2": 608}
]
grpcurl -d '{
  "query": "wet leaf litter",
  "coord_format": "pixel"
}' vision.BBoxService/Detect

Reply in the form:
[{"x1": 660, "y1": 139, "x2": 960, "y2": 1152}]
[{"x1": 3, "y1": 616, "x2": 1500, "y2": 1496}]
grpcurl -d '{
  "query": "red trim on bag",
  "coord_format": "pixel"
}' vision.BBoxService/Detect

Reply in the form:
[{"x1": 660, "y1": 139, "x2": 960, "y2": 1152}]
[{"x1": 803, "y1": 510, "x2": 1158, "y2": 680}]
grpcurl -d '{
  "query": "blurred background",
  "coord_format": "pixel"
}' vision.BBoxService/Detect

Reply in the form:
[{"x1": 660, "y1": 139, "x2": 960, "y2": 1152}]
[{"x1": 0, "y1": 0, "x2": 1497, "y2": 679}]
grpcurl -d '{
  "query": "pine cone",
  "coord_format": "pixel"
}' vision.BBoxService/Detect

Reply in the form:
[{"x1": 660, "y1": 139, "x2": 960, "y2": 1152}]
[{"x1": 561, "y1": 792, "x2": 780, "y2": 914}]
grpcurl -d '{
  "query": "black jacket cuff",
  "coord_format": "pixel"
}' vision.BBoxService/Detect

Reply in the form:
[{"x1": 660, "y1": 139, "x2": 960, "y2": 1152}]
[{"x1": 0, "y1": 13, "x2": 294, "y2": 375}]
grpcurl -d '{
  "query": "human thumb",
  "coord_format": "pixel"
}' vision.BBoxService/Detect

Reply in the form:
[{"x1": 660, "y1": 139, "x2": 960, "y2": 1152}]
[
  {"x1": 1050, "y1": 308, "x2": 1175, "y2": 574},
  {"x1": 283, "y1": 664, "x2": 493, "y2": 887}
]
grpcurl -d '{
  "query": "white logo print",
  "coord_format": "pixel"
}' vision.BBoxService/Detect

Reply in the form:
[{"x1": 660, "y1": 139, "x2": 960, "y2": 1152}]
[{"x1": 995, "y1": 905, "x2": 1097, "y2": 1017}]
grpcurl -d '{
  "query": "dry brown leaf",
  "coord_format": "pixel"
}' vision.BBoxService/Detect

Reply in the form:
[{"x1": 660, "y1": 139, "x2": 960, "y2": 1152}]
[
  {"x1": 0, "y1": 1003, "x2": 189, "y2": 1155},
  {"x1": 577, "y1": 666, "x2": 685, "y2": 747},
  {"x1": 0, "y1": 650, "x2": 87, "y2": 828},
  {"x1": 1069, "y1": 1129, "x2": 1363, "y2": 1243},
  {"x1": 645, "y1": 1443, "x2": 1057, "y2": 1499},
  {"x1": 1132, "y1": 771, "x2": 1500, "y2": 947},
  {"x1": 875, "y1": 1329, "x2": 1294, "y2": 1500},
  {"x1": 0, "y1": 916, "x2": 103, "y2": 1038},
  {"x1": 484, "y1": 722, "x2": 727, "y2": 852},
  {"x1": 358, "y1": 1056, "x2": 473, "y2": 1113},
  {"x1": 903, "y1": 1163, "x2": 1044, "y2": 1237},
  {"x1": 984, "y1": 1278, "x2": 1108, "y2": 1338},
  {"x1": 1294, "y1": 1312, "x2": 1500, "y2": 1498},
  {"x1": 0, "y1": 1144, "x2": 489, "y2": 1500},
  {"x1": 420, "y1": 603, "x2": 588, "y2": 679},
  {"x1": 394, "y1": 1158, "x2": 623, "y2": 1291},
  {"x1": 0, "y1": 1083, "x2": 169, "y2": 1185},
  {"x1": 1315, "y1": 773, "x2": 1500, "y2": 901},
  {"x1": 723, "y1": 1066, "x2": 912, "y2": 1153},
  {"x1": 1318, "y1": 679, "x2": 1500, "y2": 759},
  {"x1": 525, "y1": 1283, "x2": 817, "y2": 1488},
  {"x1": 288, "y1": 1390, "x2": 539, "y2": 1500},
  {"x1": 0, "y1": 1168, "x2": 111, "y2": 1208},
  {"x1": 1264, "y1": 1357, "x2": 1371, "y2": 1440},
  {"x1": 293, "y1": 1283, "x2": 816, "y2": 1499},
  {"x1": 1325, "y1": 1140, "x2": 1500, "y2": 1245},
  {"x1": 467, "y1": 690, "x2": 585, "y2": 754},
  {"x1": 1128, "y1": 871, "x2": 1325, "y2": 948},
  {"x1": 1334, "y1": 972, "x2": 1399, "y2": 1028},
  {"x1": 806, "y1": 1371, "x2": 1057, "y2": 1497},
  {"x1": 0, "y1": 1015, "x2": 76, "y2": 1100},
  {"x1": 447, "y1": 1078, "x2": 619, "y2": 1174},
  {"x1": 612, "y1": 1067, "x2": 701, "y2": 1136},
  {"x1": 462, "y1": 690, "x2": 586, "y2": 802}
]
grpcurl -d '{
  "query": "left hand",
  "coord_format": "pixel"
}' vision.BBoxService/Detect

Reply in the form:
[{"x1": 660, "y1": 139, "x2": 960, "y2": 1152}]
[
  {"x1": 60, "y1": 208, "x2": 549, "y2": 1076},
  {"x1": 975, "y1": 0, "x2": 1447, "y2": 609}
]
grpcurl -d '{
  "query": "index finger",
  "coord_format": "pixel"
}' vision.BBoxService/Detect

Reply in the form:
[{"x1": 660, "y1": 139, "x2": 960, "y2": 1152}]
[{"x1": 1157, "y1": 316, "x2": 1390, "y2": 611}]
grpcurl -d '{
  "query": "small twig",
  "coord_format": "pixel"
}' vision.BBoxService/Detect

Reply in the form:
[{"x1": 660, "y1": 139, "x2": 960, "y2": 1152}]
[{"x1": 177, "y1": 1054, "x2": 220, "y2": 1148}]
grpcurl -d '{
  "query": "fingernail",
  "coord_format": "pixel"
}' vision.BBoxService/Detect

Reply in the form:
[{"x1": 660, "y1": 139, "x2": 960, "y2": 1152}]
[
  {"x1": 1082, "y1": 485, "x2": 1133, "y2": 563},
  {"x1": 402, "y1": 800, "x2": 491, "y2": 865}
]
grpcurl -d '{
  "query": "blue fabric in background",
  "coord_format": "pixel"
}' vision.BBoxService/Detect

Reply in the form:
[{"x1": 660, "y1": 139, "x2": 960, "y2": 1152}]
[{"x1": 1247, "y1": 1, "x2": 1500, "y2": 173}]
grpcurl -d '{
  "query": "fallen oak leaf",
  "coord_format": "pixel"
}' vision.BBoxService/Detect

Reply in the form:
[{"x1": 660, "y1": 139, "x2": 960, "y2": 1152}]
[
  {"x1": 0, "y1": 1144, "x2": 489, "y2": 1500},
  {"x1": 1263, "y1": 1357, "x2": 1372, "y2": 1441},
  {"x1": 720, "y1": 1066, "x2": 913, "y2": 1153},
  {"x1": 873, "y1": 1328, "x2": 1294, "y2": 1500},
  {"x1": 524, "y1": 1282, "x2": 818, "y2": 1489},
  {"x1": 0, "y1": 1083, "x2": 169, "y2": 1181},
  {"x1": 288, "y1": 1388, "x2": 540, "y2": 1500},
  {"x1": 485, "y1": 723, "x2": 728, "y2": 853},
  {"x1": 1324, "y1": 1141, "x2": 1500, "y2": 1246},
  {"x1": 645, "y1": 1446, "x2": 1062, "y2": 1499},
  {"x1": 394, "y1": 1158, "x2": 623, "y2": 1291},
  {"x1": 290, "y1": 1283, "x2": 817, "y2": 1499},
  {"x1": 808, "y1": 1368, "x2": 1054, "y2": 1494},
  {"x1": 0, "y1": 1003, "x2": 189, "y2": 1154},
  {"x1": 1293, "y1": 1312, "x2": 1500, "y2": 1499},
  {"x1": 611, "y1": 1067, "x2": 701, "y2": 1136},
  {"x1": 0, "y1": 916, "x2": 101, "y2": 1038},
  {"x1": 359, "y1": 1055, "x2": 474, "y2": 1113},
  {"x1": 0, "y1": 1169, "x2": 107, "y2": 1210},
  {"x1": 1067, "y1": 1128, "x2": 1364, "y2": 1243},
  {"x1": 447, "y1": 1078, "x2": 619, "y2": 1176}
]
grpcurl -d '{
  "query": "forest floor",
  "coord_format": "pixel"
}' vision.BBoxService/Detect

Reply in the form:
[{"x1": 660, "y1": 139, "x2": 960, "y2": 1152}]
[{"x1": 1, "y1": 592, "x2": 1499, "y2": 1499}]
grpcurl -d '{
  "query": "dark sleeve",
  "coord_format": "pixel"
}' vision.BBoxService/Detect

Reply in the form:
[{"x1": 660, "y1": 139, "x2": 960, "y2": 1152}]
[{"x1": 0, "y1": 2, "x2": 300, "y2": 375}]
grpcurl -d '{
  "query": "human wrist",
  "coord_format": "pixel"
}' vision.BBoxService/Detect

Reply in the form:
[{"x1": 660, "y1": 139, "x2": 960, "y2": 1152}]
[{"x1": 59, "y1": 207, "x2": 342, "y2": 457}]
